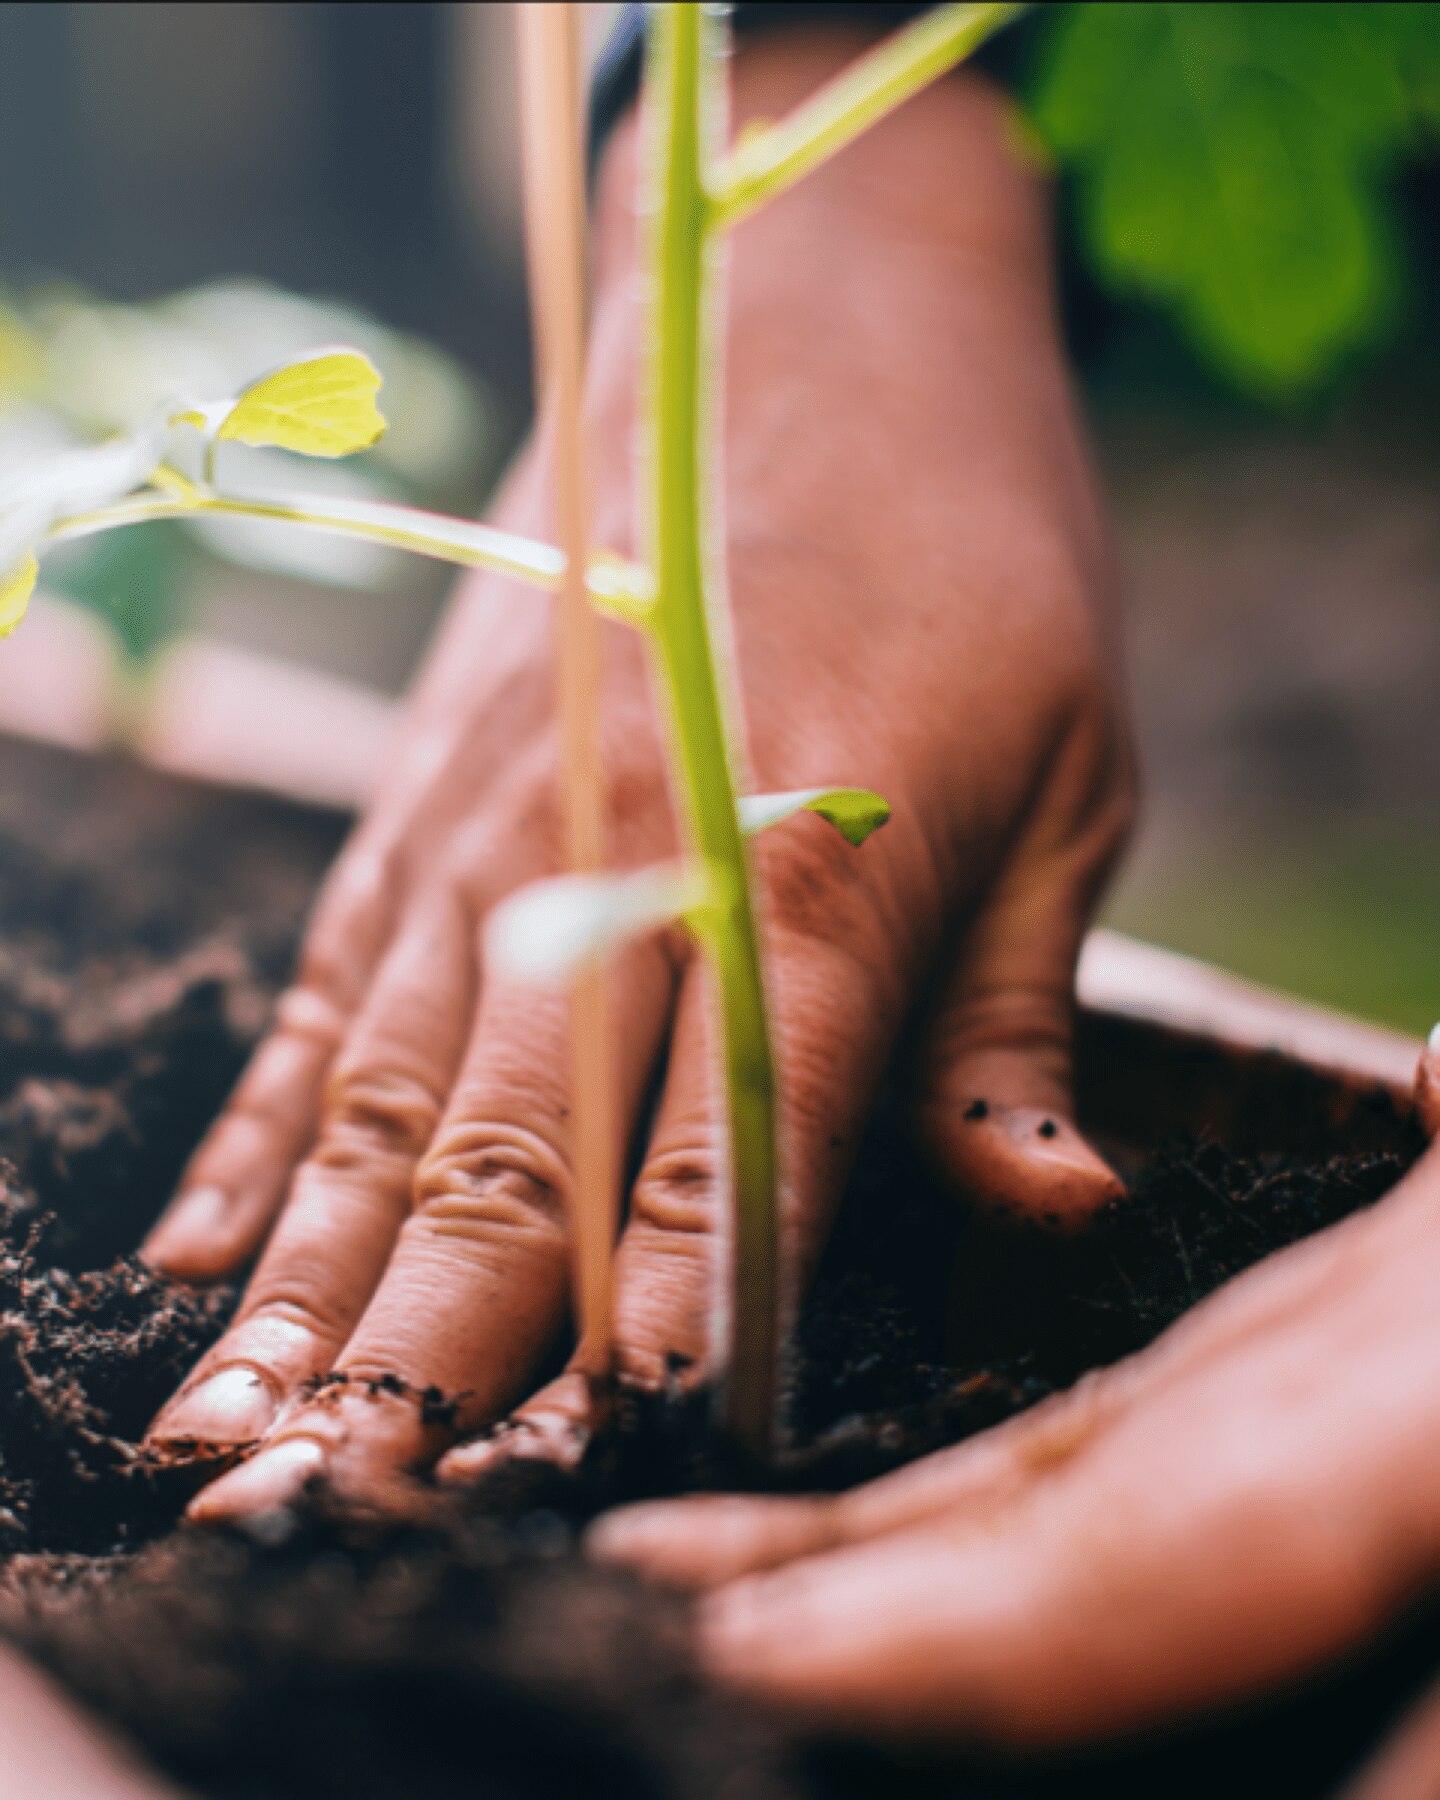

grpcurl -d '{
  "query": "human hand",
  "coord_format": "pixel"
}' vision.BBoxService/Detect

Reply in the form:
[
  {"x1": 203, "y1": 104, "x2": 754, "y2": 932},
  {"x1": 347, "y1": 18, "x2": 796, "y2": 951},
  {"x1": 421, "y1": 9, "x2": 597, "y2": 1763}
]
[
  {"x1": 0, "y1": 1643, "x2": 185, "y2": 1799},
  {"x1": 142, "y1": 30, "x2": 1132, "y2": 1516},
  {"x1": 591, "y1": 1122, "x2": 1440, "y2": 1747}
]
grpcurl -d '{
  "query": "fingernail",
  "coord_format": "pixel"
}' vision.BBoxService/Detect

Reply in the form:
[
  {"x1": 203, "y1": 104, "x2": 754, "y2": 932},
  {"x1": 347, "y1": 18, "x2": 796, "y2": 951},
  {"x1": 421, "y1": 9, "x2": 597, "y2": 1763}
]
[
  {"x1": 434, "y1": 1439, "x2": 498, "y2": 1487},
  {"x1": 152, "y1": 1367, "x2": 277, "y2": 1448},
  {"x1": 188, "y1": 1438, "x2": 326, "y2": 1523},
  {"x1": 143, "y1": 1185, "x2": 230, "y2": 1270}
]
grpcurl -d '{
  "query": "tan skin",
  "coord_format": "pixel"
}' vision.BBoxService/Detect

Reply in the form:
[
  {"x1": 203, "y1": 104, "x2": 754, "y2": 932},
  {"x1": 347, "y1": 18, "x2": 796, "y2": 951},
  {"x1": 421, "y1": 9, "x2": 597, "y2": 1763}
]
[
  {"x1": 0, "y1": 1643, "x2": 185, "y2": 1798},
  {"x1": 142, "y1": 36, "x2": 1133, "y2": 1518},
  {"x1": 593, "y1": 1071, "x2": 1440, "y2": 1748}
]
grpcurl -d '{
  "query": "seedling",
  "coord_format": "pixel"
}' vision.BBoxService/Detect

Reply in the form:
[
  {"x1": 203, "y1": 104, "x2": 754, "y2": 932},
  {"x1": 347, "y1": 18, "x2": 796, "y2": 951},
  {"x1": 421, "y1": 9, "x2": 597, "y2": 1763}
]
[{"x1": 0, "y1": 2, "x2": 1022, "y2": 1454}]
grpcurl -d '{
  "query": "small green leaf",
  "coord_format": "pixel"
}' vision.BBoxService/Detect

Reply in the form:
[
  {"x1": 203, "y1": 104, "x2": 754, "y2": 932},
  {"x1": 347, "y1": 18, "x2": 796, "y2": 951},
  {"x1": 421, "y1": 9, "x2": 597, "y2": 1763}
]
[
  {"x1": 738, "y1": 786, "x2": 891, "y2": 847},
  {"x1": 217, "y1": 348, "x2": 387, "y2": 458},
  {"x1": 0, "y1": 551, "x2": 37, "y2": 637},
  {"x1": 487, "y1": 862, "x2": 711, "y2": 987}
]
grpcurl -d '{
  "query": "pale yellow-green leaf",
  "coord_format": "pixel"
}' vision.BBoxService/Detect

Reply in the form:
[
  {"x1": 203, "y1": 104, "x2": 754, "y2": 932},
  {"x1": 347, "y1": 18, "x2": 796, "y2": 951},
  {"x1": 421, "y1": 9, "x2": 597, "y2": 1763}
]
[
  {"x1": 217, "y1": 349, "x2": 387, "y2": 458},
  {"x1": 0, "y1": 551, "x2": 37, "y2": 637},
  {"x1": 738, "y1": 786, "x2": 891, "y2": 847},
  {"x1": 487, "y1": 862, "x2": 710, "y2": 987}
]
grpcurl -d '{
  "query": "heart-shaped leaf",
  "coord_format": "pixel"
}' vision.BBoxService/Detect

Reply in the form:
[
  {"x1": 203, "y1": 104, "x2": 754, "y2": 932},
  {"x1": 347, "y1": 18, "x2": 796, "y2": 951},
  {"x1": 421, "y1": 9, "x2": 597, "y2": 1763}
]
[
  {"x1": 213, "y1": 348, "x2": 387, "y2": 458},
  {"x1": 738, "y1": 786, "x2": 891, "y2": 847}
]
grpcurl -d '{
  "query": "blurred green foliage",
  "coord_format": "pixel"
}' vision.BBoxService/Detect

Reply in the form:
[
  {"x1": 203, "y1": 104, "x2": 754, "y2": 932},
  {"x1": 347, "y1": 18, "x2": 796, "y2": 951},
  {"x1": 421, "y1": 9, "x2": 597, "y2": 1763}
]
[
  {"x1": 1105, "y1": 819, "x2": 1440, "y2": 1036},
  {"x1": 43, "y1": 524, "x2": 189, "y2": 665},
  {"x1": 1028, "y1": 3, "x2": 1440, "y2": 396}
]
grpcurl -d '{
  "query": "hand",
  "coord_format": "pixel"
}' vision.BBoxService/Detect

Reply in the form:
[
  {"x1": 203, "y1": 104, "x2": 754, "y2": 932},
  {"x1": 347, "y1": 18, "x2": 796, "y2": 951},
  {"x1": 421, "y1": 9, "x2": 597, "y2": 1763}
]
[
  {"x1": 591, "y1": 1134, "x2": 1440, "y2": 1748},
  {"x1": 142, "y1": 30, "x2": 1133, "y2": 1517}
]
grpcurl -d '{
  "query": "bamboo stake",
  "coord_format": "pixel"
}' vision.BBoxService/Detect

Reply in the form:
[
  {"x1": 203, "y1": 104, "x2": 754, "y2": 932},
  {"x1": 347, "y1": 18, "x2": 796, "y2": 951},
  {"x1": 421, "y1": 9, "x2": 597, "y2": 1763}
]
[{"x1": 516, "y1": 2, "x2": 617, "y2": 1378}]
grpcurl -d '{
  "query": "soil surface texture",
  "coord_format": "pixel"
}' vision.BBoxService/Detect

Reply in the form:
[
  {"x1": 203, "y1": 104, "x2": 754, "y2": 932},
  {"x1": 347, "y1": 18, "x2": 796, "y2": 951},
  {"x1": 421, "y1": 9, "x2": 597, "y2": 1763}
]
[{"x1": 0, "y1": 735, "x2": 1433, "y2": 1800}]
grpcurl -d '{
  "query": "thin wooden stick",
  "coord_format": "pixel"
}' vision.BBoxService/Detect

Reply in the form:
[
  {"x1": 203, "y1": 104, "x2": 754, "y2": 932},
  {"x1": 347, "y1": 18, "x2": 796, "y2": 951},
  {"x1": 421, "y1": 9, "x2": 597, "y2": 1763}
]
[{"x1": 516, "y1": 2, "x2": 616, "y2": 1377}]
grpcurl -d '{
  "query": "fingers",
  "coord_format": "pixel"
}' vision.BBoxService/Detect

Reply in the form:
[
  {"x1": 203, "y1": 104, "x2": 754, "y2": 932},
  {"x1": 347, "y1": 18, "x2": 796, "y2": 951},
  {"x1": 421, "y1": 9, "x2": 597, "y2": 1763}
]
[
  {"x1": 690, "y1": 1392, "x2": 1412, "y2": 1751},
  {"x1": 436, "y1": 1366, "x2": 597, "y2": 1485},
  {"x1": 658, "y1": 1181, "x2": 1440, "y2": 1746},
  {"x1": 148, "y1": 889, "x2": 474, "y2": 1453},
  {"x1": 919, "y1": 721, "x2": 1131, "y2": 1230},
  {"x1": 589, "y1": 1360, "x2": 1131, "y2": 1588},
  {"x1": 611, "y1": 896, "x2": 900, "y2": 1396},
  {"x1": 188, "y1": 942, "x2": 676, "y2": 1520},
  {"x1": 591, "y1": 1164, "x2": 1409, "y2": 1590},
  {"x1": 590, "y1": 1493, "x2": 842, "y2": 1589},
  {"x1": 143, "y1": 837, "x2": 400, "y2": 1281}
]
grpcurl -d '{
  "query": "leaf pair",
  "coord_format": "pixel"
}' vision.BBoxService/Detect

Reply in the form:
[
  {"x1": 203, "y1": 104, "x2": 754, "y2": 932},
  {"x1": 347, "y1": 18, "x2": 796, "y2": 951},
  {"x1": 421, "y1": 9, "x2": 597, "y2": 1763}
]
[
  {"x1": 488, "y1": 786, "x2": 891, "y2": 986},
  {"x1": 1029, "y1": 2, "x2": 1440, "y2": 395},
  {"x1": 0, "y1": 347, "x2": 389, "y2": 641}
]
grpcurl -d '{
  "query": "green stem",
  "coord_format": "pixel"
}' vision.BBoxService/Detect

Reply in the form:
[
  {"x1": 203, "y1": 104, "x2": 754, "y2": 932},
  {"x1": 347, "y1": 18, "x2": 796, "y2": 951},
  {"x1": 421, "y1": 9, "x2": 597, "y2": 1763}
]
[
  {"x1": 45, "y1": 486, "x2": 653, "y2": 624},
  {"x1": 711, "y1": 1, "x2": 1028, "y2": 229},
  {"x1": 646, "y1": 6, "x2": 778, "y2": 1456}
]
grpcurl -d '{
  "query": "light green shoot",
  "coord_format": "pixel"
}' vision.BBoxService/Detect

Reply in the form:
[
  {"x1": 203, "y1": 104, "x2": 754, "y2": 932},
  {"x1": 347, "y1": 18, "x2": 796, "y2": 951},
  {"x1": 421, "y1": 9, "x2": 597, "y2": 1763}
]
[
  {"x1": 0, "y1": 0, "x2": 1023, "y2": 1455},
  {"x1": 713, "y1": 2, "x2": 1028, "y2": 228},
  {"x1": 624, "y1": 1, "x2": 1021, "y2": 1453}
]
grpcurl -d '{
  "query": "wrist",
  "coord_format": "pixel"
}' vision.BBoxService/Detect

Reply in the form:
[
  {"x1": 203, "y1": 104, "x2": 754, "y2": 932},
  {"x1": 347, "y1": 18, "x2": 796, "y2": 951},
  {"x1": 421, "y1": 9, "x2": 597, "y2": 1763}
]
[{"x1": 592, "y1": 27, "x2": 1055, "y2": 302}]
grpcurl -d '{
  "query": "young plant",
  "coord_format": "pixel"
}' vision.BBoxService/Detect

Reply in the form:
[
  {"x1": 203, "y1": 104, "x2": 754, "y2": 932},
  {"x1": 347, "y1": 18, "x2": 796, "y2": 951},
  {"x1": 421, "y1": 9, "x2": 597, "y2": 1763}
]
[{"x1": 0, "y1": 1, "x2": 1023, "y2": 1455}]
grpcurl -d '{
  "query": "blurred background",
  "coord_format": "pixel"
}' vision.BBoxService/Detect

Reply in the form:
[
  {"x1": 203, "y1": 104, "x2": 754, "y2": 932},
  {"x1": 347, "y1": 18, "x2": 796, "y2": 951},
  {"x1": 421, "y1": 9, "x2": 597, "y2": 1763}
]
[{"x1": 0, "y1": 2, "x2": 1436, "y2": 1033}]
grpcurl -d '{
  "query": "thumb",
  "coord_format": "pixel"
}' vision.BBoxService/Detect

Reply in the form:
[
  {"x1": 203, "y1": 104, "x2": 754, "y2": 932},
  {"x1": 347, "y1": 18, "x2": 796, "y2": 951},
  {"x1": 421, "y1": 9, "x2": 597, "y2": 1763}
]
[{"x1": 919, "y1": 735, "x2": 1131, "y2": 1231}]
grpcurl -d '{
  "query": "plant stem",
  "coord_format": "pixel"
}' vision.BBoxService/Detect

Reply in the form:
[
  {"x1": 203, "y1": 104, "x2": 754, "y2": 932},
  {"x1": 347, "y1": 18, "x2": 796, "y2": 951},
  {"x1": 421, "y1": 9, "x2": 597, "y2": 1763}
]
[
  {"x1": 711, "y1": 1, "x2": 1028, "y2": 229},
  {"x1": 45, "y1": 486, "x2": 653, "y2": 622},
  {"x1": 646, "y1": 5, "x2": 778, "y2": 1456},
  {"x1": 517, "y1": 0, "x2": 617, "y2": 1381}
]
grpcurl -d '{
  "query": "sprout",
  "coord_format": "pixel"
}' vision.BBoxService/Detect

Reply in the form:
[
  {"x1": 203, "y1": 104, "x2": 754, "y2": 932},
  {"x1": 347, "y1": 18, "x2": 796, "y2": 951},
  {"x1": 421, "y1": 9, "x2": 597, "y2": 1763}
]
[
  {"x1": 738, "y1": 787, "x2": 891, "y2": 847},
  {"x1": 0, "y1": 0, "x2": 1024, "y2": 1455},
  {"x1": 172, "y1": 347, "x2": 387, "y2": 484}
]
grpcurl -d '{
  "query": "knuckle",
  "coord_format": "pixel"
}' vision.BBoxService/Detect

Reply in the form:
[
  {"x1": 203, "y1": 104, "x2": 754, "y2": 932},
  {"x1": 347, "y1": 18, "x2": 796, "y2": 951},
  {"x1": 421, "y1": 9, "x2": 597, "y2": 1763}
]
[
  {"x1": 271, "y1": 982, "x2": 348, "y2": 1050},
  {"x1": 317, "y1": 1062, "x2": 442, "y2": 1167},
  {"x1": 630, "y1": 1143, "x2": 723, "y2": 1238},
  {"x1": 414, "y1": 1123, "x2": 570, "y2": 1246},
  {"x1": 243, "y1": 1281, "x2": 351, "y2": 1346}
]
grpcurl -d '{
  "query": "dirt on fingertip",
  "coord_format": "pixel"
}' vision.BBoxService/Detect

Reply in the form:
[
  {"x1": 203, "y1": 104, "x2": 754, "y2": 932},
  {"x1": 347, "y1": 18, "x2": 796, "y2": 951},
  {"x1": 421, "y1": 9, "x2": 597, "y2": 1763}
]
[{"x1": 0, "y1": 735, "x2": 1434, "y2": 1800}]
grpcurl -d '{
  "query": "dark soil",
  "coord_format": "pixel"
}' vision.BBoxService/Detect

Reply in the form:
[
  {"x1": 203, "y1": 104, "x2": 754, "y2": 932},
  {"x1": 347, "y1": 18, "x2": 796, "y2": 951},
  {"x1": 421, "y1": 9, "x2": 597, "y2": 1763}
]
[{"x1": 0, "y1": 735, "x2": 1433, "y2": 1800}]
